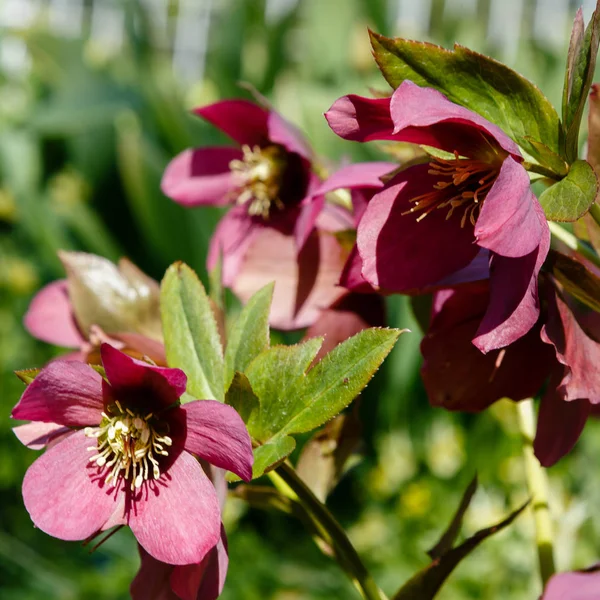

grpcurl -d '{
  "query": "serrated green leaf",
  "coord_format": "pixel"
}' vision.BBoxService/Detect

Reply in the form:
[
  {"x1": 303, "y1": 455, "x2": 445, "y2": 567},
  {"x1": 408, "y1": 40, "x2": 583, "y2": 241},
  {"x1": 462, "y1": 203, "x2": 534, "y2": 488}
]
[
  {"x1": 519, "y1": 137, "x2": 568, "y2": 178},
  {"x1": 14, "y1": 368, "x2": 41, "y2": 385},
  {"x1": 251, "y1": 437, "x2": 296, "y2": 479},
  {"x1": 160, "y1": 262, "x2": 224, "y2": 401},
  {"x1": 224, "y1": 283, "x2": 273, "y2": 389},
  {"x1": 394, "y1": 501, "x2": 528, "y2": 600},
  {"x1": 245, "y1": 338, "x2": 324, "y2": 440},
  {"x1": 225, "y1": 372, "x2": 260, "y2": 425},
  {"x1": 539, "y1": 160, "x2": 598, "y2": 222},
  {"x1": 547, "y1": 250, "x2": 600, "y2": 313},
  {"x1": 370, "y1": 32, "x2": 561, "y2": 158},
  {"x1": 562, "y1": 5, "x2": 600, "y2": 163},
  {"x1": 280, "y1": 328, "x2": 403, "y2": 435}
]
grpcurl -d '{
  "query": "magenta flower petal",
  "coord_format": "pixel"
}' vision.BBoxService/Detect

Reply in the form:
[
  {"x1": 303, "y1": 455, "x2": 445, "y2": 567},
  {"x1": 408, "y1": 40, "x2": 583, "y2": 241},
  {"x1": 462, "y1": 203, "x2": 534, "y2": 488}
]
[
  {"x1": 100, "y1": 344, "x2": 187, "y2": 407},
  {"x1": 295, "y1": 194, "x2": 325, "y2": 251},
  {"x1": 24, "y1": 280, "x2": 84, "y2": 348},
  {"x1": 421, "y1": 282, "x2": 555, "y2": 411},
  {"x1": 542, "y1": 569, "x2": 600, "y2": 599},
  {"x1": 22, "y1": 430, "x2": 119, "y2": 540},
  {"x1": 207, "y1": 206, "x2": 260, "y2": 287},
  {"x1": 389, "y1": 81, "x2": 521, "y2": 157},
  {"x1": 267, "y1": 110, "x2": 312, "y2": 160},
  {"x1": 171, "y1": 526, "x2": 228, "y2": 600},
  {"x1": 473, "y1": 202, "x2": 549, "y2": 352},
  {"x1": 312, "y1": 162, "x2": 396, "y2": 197},
  {"x1": 232, "y1": 227, "x2": 346, "y2": 330},
  {"x1": 357, "y1": 165, "x2": 478, "y2": 291},
  {"x1": 179, "y1": 401, "x2": 253, "y2": 482},
  {"x1": 13, "y1": 422, "x2": 72, "y2": 450},
  {"x1": 541, "y1": 285, "x2": 600, "y2": 403},
  {"x1": 161, "y1": 147, "x2": 242, "y2": 207},
  {"x1": 325, "y1": 95, "x2": 396, "y2": 142},
  {"x1": 194, "y1": 100, "x2": 269, "y2": 146},
  {"x1": 128, "y1": 450, "x2": 221, "y2": 565},
  {"x1": 131, "y1": 546, "x2": 177, "y2": 600},
  {"x1": 475, "y1": 156, "x2": 543, "y2": 257},
  {"x1": 339, "y1": 246, "x2": 374, "y2": 293},
  {"x1": 11, "y1": 361, "x2": 103, "y2": 427},
  {"x1": 534, "y1": 381, "x2": 591, "y2": 467}
]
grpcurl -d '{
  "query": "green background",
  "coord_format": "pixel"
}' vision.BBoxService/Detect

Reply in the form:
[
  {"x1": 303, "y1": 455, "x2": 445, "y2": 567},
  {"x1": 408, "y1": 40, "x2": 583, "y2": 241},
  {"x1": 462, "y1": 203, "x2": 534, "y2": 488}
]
[{"x1": 1, "y1": 1, "x2": 599, "y2": 598}]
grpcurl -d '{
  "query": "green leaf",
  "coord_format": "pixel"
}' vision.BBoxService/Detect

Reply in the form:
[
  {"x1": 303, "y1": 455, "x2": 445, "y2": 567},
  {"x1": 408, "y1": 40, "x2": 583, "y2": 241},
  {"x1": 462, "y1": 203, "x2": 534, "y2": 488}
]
[
  {"x1": 519, "y1": 137, "x2": 568, "y2": 178},
  {"x1": 394, "y1": 501, "x2": 529, "y2": 600},
  {"x1": 427, "y1": 476, "x2": 478, "y2": 559},
  {"x1": 245, "y1": 338, "x2": 324, "y2": 440},
  {"x1": 225, "y1": 372, "x2": 260, "y2": 425},
  {"x1": 562, "y1": 5, "x2": 600, "y2": 163},
  {"x1": 224, "y1": 283, "x2": 274, "y2": 389},
  {"x1": 160, "y1": 262, "x2": 224, "y2": 401},
  {"x1": 539, "y1": 160, "x2": 599, "y2": 222},
  {"x1": 14, "y1": 368, "x2": 41, "y2": 385},
  {"x1": 280, "y1": 328, "x2": 403, "y2": 435},
  {"x1": 547, "y1": 250, "x2": 600, "y2": 313},
  {"x1": 370, "y1": 32, "x2": 561, "y2": 157},
  {"x1": 251, "y1": 437, "x2": 297, "y2": 479}
]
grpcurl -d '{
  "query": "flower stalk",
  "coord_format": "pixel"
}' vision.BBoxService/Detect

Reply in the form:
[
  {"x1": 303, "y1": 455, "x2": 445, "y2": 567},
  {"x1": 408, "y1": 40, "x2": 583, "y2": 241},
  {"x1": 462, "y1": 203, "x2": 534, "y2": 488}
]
[
  {"x1": 515, "y1": 398, "x2": 556, "y2": 588},
  {"x1": 548, "y1": 221, "x2": 600, "y2": 268},
  {"x1": 274, "y1": 462, "x2": 387, "y2": 600}
]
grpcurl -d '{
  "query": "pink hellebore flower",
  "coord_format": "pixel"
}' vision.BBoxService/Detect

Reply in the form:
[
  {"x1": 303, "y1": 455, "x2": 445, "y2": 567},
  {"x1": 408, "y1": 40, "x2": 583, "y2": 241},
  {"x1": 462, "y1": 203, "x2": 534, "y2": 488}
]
[
  {"x1": 420, "y1": 272, "x2": 600, "y2": 466},
  {"x1": 161, "y1": 99, "x2": 320, "y2": 286},
  {"x1": 11, "y1": 344, "x2": 253, "y2": 565},
  {"x1": 326, "y1": 80, "x2": 549, "y2": 352}
]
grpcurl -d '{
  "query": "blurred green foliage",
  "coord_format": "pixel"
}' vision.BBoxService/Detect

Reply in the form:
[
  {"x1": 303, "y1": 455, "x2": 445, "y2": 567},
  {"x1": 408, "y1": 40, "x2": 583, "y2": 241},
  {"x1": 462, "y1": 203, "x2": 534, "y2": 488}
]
[{"x1": 2, "y1": 1, "x2": 600, "y2": 599}]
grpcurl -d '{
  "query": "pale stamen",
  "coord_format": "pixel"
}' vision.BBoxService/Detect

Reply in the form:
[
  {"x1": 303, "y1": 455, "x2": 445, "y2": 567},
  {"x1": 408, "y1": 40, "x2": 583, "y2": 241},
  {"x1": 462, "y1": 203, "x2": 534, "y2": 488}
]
[
  {"x1": 229, "y1": 144, "x2": 287, "y2": 218},
  {"x1": 86, "y1": 404, "x2": 172, "y2": 491}
]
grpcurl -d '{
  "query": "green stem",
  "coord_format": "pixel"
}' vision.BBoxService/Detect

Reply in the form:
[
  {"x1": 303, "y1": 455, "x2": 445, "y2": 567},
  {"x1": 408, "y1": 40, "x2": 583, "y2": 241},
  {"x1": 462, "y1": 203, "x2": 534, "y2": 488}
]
[
  {"x1": 589, "y1": 203, "x2": 600, "y2": 229},
  {"x1": 523, "y1": 161, "x2": 564, "y2": 181},
  {"x1": 548, "y1": 221, "x2": 600, "y2": 268},
  {"x1": 515, "y1": 399, "x2": 555, "y2": 588},
  {"x1": 275, "y1": 463, "x2": 387, "y2": 600}
]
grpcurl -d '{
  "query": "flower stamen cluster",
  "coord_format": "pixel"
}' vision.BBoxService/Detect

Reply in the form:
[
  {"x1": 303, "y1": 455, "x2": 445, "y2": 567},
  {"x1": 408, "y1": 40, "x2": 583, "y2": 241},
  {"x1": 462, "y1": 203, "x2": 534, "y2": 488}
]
[
  {"x1": 85, "y1": 399, "x2": 172, "y2": 490},
  {"x1": 229, "y1": 144, "x2": 287, "y2": 218},
  {"x1": 402, "y1": 152, "x2": 499, "y2": 227}
]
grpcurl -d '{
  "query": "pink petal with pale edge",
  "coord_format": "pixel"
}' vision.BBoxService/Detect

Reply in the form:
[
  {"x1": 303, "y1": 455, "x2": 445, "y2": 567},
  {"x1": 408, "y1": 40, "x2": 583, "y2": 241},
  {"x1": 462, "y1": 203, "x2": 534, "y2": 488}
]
[
  {"x1": 542, "y1": 569, "x2": 600, "y2": 599},
  {"x1": 540, "y1": 284, "x2": 600, "y2": 403},
  {"x1": 233, "y1": 228, "x2": 346, "y2": 330},
  {"x1": 24, "y1": 280, "x2": 84, "y2": 348},
  {"x1": 161, "y1": 147, "x2": 242, "y2": 207},
  {"x1": 22, "y1": 430, "x2": 120, "y2": 540},
  {"x1": 475, "y1": 157, "x2": 543, "y2": 258},
  {"x1": 389, "y1": 81, "x2": 521, "y2": 157},
  {"x1": 101, "y1": 344, "x2": 187, "y2": 403},
  {"x1": 180, "y1": 401, "x2": 253, "y2": 481},
  {"x1": 312, "y1": 162, "x2": 397, "y2": 197},
  {"x1": 195, "y1": 100, "x2": 269, "y2": 146},
  {"x1": 11, "y1": 361, "x2": 103, "y2": 427},
  {"x1": 357, "y1": 165, "x2": 478, "y2": 292},
  {"x1": 128, "y1": 451, "x2": 221, "y2": 565},
  {"x1": 13, "y1": 422, "x2": 72, "y2": 450}
]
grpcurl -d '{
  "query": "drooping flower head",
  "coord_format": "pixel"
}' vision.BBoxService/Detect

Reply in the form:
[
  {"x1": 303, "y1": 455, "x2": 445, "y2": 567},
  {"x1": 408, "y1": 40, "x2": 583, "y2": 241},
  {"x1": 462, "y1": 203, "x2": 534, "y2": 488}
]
[
  {"x1": 24, "y1": 251, "x2": 165, "y2": 364},
  {"x1": 326, "y1": 81, "x2": 550, "y2": 352},
  {"x1": 12, "y1": 344, "x2": 253, "y2": 565},
  {"x1": 161, "y1": 99, "x2": 321, "y2": 286}
]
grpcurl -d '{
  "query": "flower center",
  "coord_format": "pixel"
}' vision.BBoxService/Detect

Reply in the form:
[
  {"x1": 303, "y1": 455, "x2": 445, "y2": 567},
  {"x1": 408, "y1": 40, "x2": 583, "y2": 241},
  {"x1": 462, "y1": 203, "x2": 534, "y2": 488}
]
[
  {"x1": 229, "y1": 144, "x2": 287, "y2": 218},
  {"x1": 403, "y1": 152, "x2": 499, "y2": 227},
  {"x1": 85, "y1": 400, "x2": 172, "y2": 490}
]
